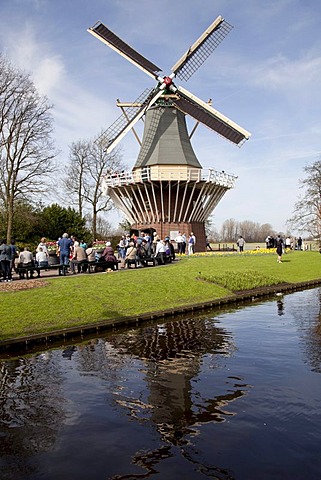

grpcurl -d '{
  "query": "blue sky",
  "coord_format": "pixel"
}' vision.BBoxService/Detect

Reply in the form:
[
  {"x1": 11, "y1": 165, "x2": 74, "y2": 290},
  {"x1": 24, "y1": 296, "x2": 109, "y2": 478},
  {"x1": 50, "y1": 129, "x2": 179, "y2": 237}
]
[{"x1": 1, "y1": 0, "x2": 321, "y2": 235}]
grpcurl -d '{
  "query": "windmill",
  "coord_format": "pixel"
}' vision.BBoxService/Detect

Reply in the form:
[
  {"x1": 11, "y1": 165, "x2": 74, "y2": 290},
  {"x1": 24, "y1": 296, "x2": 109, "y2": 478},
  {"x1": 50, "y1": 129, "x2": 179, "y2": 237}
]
[{"x1": 88, "y1": 16, "x2": 251, "y2": 251}]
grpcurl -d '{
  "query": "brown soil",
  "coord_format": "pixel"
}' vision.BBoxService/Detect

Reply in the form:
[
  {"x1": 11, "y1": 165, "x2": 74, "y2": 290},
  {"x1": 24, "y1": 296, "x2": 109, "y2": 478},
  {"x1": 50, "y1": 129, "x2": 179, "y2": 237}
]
[{"x1": 0, "y1": 279, "x2": 49, "y2": 292}]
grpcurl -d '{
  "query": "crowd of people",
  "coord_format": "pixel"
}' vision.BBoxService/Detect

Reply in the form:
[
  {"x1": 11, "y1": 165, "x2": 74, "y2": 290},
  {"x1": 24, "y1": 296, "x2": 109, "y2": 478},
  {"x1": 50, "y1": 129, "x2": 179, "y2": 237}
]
[
  {"x1": 116, "y1": 232, "x2": 176, "y2": 267},
  {"x1": 0, "y1": 235, "x2": 97, "y2": 280},
  {"x1": 234, "y1": 234, "x2": 305, "y2": 256},
  {"x1": 0, "y1": 230, "x2": 189, "y2": 281},
  {"x1": 265, "y1": 235, "x2": 303, "y2": 251},
  {"x1": 54, "y1": 231, "x2": 194, "y2": 271},
  {"x1": 174, "y1": 231, "x2": 197, "y2": 255},
  {"x1": 263, "y1": 234, "x2": 304, "y2": 263}
]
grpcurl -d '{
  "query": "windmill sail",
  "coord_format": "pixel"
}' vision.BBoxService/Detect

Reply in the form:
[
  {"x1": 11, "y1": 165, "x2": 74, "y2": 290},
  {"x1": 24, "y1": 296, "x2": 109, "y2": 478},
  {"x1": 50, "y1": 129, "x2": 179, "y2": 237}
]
[
  {"x1": 88, "y1": 22, "x2": 162, "y2": 79},
  {"x1": 171, "y1": 16, "x2": 233, "y2": 81},
  {"x1": 174, "y1": 86, "x2": 251, "y2": 145},
  {"x1": 97, "y1": 88, "x2": 165, "y2": 153}
]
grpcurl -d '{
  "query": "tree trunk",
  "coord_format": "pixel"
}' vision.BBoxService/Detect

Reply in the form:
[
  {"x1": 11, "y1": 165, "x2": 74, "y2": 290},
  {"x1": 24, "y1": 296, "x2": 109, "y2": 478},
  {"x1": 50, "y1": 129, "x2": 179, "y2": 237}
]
[
  {"x1": 6, "y1": 197, "x2": 14, "y2": 243},
  {"x1": 92, "y1": 209, "x2": 97, "y2": 241}
]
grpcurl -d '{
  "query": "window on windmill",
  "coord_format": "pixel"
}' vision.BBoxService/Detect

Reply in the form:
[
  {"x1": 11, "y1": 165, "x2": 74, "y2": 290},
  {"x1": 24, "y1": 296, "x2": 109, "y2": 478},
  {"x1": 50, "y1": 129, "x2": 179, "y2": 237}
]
[
  {"x1": 144, "y1": 201, "x2": 151, "y2": 211},
  {"x1": 141, "y1": 167, "x2": 149, "y2": 181}
]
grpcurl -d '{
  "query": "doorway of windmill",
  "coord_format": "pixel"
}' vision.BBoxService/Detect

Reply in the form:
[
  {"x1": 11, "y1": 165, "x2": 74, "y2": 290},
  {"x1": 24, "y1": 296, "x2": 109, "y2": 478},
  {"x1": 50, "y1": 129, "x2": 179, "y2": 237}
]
[{"x1": 130, "y1": 227, "x2": 156, "y2": 238}]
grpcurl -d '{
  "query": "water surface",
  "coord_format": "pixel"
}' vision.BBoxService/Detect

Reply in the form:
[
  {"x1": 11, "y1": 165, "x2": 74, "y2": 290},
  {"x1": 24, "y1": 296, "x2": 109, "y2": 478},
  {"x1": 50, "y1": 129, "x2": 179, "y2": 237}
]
[{"x1": 1, "y1": 288, "x2": 321, "y2": 479}]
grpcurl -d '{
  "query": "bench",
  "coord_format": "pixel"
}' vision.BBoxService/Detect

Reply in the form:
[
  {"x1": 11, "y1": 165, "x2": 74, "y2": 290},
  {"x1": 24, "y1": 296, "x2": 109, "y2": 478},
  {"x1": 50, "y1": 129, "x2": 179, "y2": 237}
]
[
  {"x1": 154, "y1": 253, "x2": 172, "y2": 265},
  {"x1": 125, "y1": 256, "x2": 155, "y2": 268},
  {"x1": 16, "y1": 263, "x2": 68, "y2": 279},
  {"x1": 125, "y1": 253, "x2": 173, "y2": 268},
  {"x1": 69, "y1": 259, "x2": 121, "y2": 273},
  {"x1": 125, "y1": 258, "x2": 139, "y2": 268},
  {"x1": 90, "y1": 260, "x2": 120, "y2": 272},
  {"x1": 125, "y1": 255, "x2": 171, "y2": 268},
  {"x1": 143, "y1": 256, "x2": 157, "y2": 266}
]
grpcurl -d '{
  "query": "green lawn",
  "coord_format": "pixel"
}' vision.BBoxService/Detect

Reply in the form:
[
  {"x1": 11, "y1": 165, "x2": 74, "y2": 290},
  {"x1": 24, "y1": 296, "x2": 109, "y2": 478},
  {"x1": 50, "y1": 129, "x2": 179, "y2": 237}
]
[{"x1": 1, "y1": 250, "x2": 320, "y2": 341}]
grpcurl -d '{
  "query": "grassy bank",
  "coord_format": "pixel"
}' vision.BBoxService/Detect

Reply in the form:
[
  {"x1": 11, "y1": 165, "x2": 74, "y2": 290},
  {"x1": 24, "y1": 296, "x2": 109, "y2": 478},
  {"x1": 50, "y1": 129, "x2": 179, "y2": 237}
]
[{"x1": 1, "y1": 250, "x2": 320, "y2": 341}]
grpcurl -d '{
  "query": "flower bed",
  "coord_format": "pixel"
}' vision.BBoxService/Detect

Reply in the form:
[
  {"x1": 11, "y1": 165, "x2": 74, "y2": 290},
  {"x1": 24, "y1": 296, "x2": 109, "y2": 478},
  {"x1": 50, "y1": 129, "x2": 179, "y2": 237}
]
[
  {"x1": 47, "y1": 241, "x2": 58, "y2": 252},
  {"x1": 93, "y1": 241, "x2": 106, "y2": 250}
]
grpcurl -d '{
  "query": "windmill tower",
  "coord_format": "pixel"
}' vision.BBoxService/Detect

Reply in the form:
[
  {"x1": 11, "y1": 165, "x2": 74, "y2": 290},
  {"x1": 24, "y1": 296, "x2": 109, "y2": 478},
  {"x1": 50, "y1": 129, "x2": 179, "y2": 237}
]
[{"x1": 88, "y1": 16, "x2": 250, "y2": 251}]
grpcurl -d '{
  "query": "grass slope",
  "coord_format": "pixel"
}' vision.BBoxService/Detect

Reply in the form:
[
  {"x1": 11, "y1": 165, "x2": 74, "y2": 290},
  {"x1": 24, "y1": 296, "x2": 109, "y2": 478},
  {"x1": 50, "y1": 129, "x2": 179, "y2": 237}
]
[{"x1": 0, "y1": 250, "x2": 320, "y2": 341}]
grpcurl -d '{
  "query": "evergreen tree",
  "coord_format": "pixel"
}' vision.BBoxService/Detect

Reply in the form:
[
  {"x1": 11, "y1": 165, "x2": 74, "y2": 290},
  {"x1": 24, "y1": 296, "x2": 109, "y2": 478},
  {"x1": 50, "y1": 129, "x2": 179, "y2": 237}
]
[{"x1": 38, "y1": 204, "x2": 90, "y2": 241}]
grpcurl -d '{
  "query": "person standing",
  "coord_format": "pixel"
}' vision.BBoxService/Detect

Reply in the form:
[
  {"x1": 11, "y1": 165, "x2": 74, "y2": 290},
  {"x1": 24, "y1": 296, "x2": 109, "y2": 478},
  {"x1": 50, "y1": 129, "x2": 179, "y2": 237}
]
[
  {"x1": 9, "y1": 239, "x2": 18, "y2": 273},
  {"x1": 237, "y1": 235, "x2": 245, "y2": 252},
  {"x1": 0, "y1": 239, "x2": 12, "y2": 282},
  {"x1": 285, "y1": 236, "x2": 291, "y2": 250},
  {"x1": 191, "y1": 232, "x2": 196, "y2": 252},
  {"x1": 181, "y1": 233, "x2": 187, "y2": 254},
  {"x1": 125, "y1": 242, "x2": 137, "y2": 268},
  {"x1": 36, "y1": 237, "x2": 49, "y2": 255},
  {"x1": 152, "y1": 232, "x2": 159, "y2": 254},
  {"x1": 175, "y1": 232, "x2": 184, "y2": 255},
  {"x1": 165, "y1": 236, "x2": 175, "y2": 261},
  {"x1": 206, "y1": 236, "x2": 213, "y2": 251},
  {"x1": 188, "y1": 232, "x2": 196, "y2": 255},
  {"x1": 144, "y1": 232, "x2": 151, "y2": 245},
  {"x1": 58, "y1": 233, "x2": 73, "y2": 266},
  {"x1": 276, "y1": 235, "x2": 283, "y2": 263},
  {"x1": 297, "y1": 237, "x2": 303, "y2": 250},
  {"x1": 265, "y1": 235, "x2": 271, "y2": 249}
]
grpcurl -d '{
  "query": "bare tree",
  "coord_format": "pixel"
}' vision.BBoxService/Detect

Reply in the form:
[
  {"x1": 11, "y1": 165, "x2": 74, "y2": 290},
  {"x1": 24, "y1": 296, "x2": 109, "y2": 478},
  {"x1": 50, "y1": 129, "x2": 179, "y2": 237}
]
[
  {"x1": 238, "y1": 220, "x2": 261, "y2": 243},
  {"x1": 63, "y1": 140, "x2": 90, "y2": 218},
  {"x1": 221, "y1": 218, "x2": 239, "y2": 242},
  {"x1": 0, "y1": 55, "x2": 57, "y2": 242},
  {"x1": 220, "y1": 218, "x2": 276, "y2": 243},
  {"x1": 288, "y1": 158, "x2": 321, "y2": 242},
  {"x1": 63, "y1": 135, "x2": 124, "y2": 240},
  {"x1": 94, "y1": 215, "x2": 112, "y2": 239},
  {"x1": 259, "y1": 223, "x2": 275, "y2": 241}
]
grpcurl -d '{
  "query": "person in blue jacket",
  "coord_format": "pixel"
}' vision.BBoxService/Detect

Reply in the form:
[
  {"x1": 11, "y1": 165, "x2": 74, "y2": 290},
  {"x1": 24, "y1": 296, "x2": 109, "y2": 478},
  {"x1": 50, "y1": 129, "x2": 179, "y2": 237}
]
[{"x1": 58, "y1": 233, "x2": 73, "y2": 266}]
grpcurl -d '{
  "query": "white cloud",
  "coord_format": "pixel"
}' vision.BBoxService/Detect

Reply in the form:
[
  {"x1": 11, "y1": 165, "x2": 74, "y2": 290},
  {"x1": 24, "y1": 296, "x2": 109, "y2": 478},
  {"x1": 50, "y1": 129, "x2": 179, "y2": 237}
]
[
  {"x1": 2, "y1": 21, "x2": 64, "y2": 95},
  {"x1": 252, "y1": 54, "x2": 321, "y2": 91},
  {"x1": 33, "y1": 56, "x2": 65, "y2": 96}
]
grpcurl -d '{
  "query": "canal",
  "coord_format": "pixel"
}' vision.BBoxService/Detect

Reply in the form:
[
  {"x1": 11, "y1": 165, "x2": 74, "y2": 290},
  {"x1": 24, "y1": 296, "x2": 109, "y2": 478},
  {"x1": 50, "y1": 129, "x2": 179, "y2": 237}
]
[{"x1": 1, "y1": 287, "x2": 321, "y2": 479}]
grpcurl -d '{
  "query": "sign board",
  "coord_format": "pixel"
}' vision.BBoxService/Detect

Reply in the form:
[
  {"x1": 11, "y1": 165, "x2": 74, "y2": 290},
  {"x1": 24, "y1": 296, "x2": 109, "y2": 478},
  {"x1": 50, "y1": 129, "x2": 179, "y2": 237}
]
[{"x1": 170, "y1": 231, "x2": 179, "y2": 241}]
